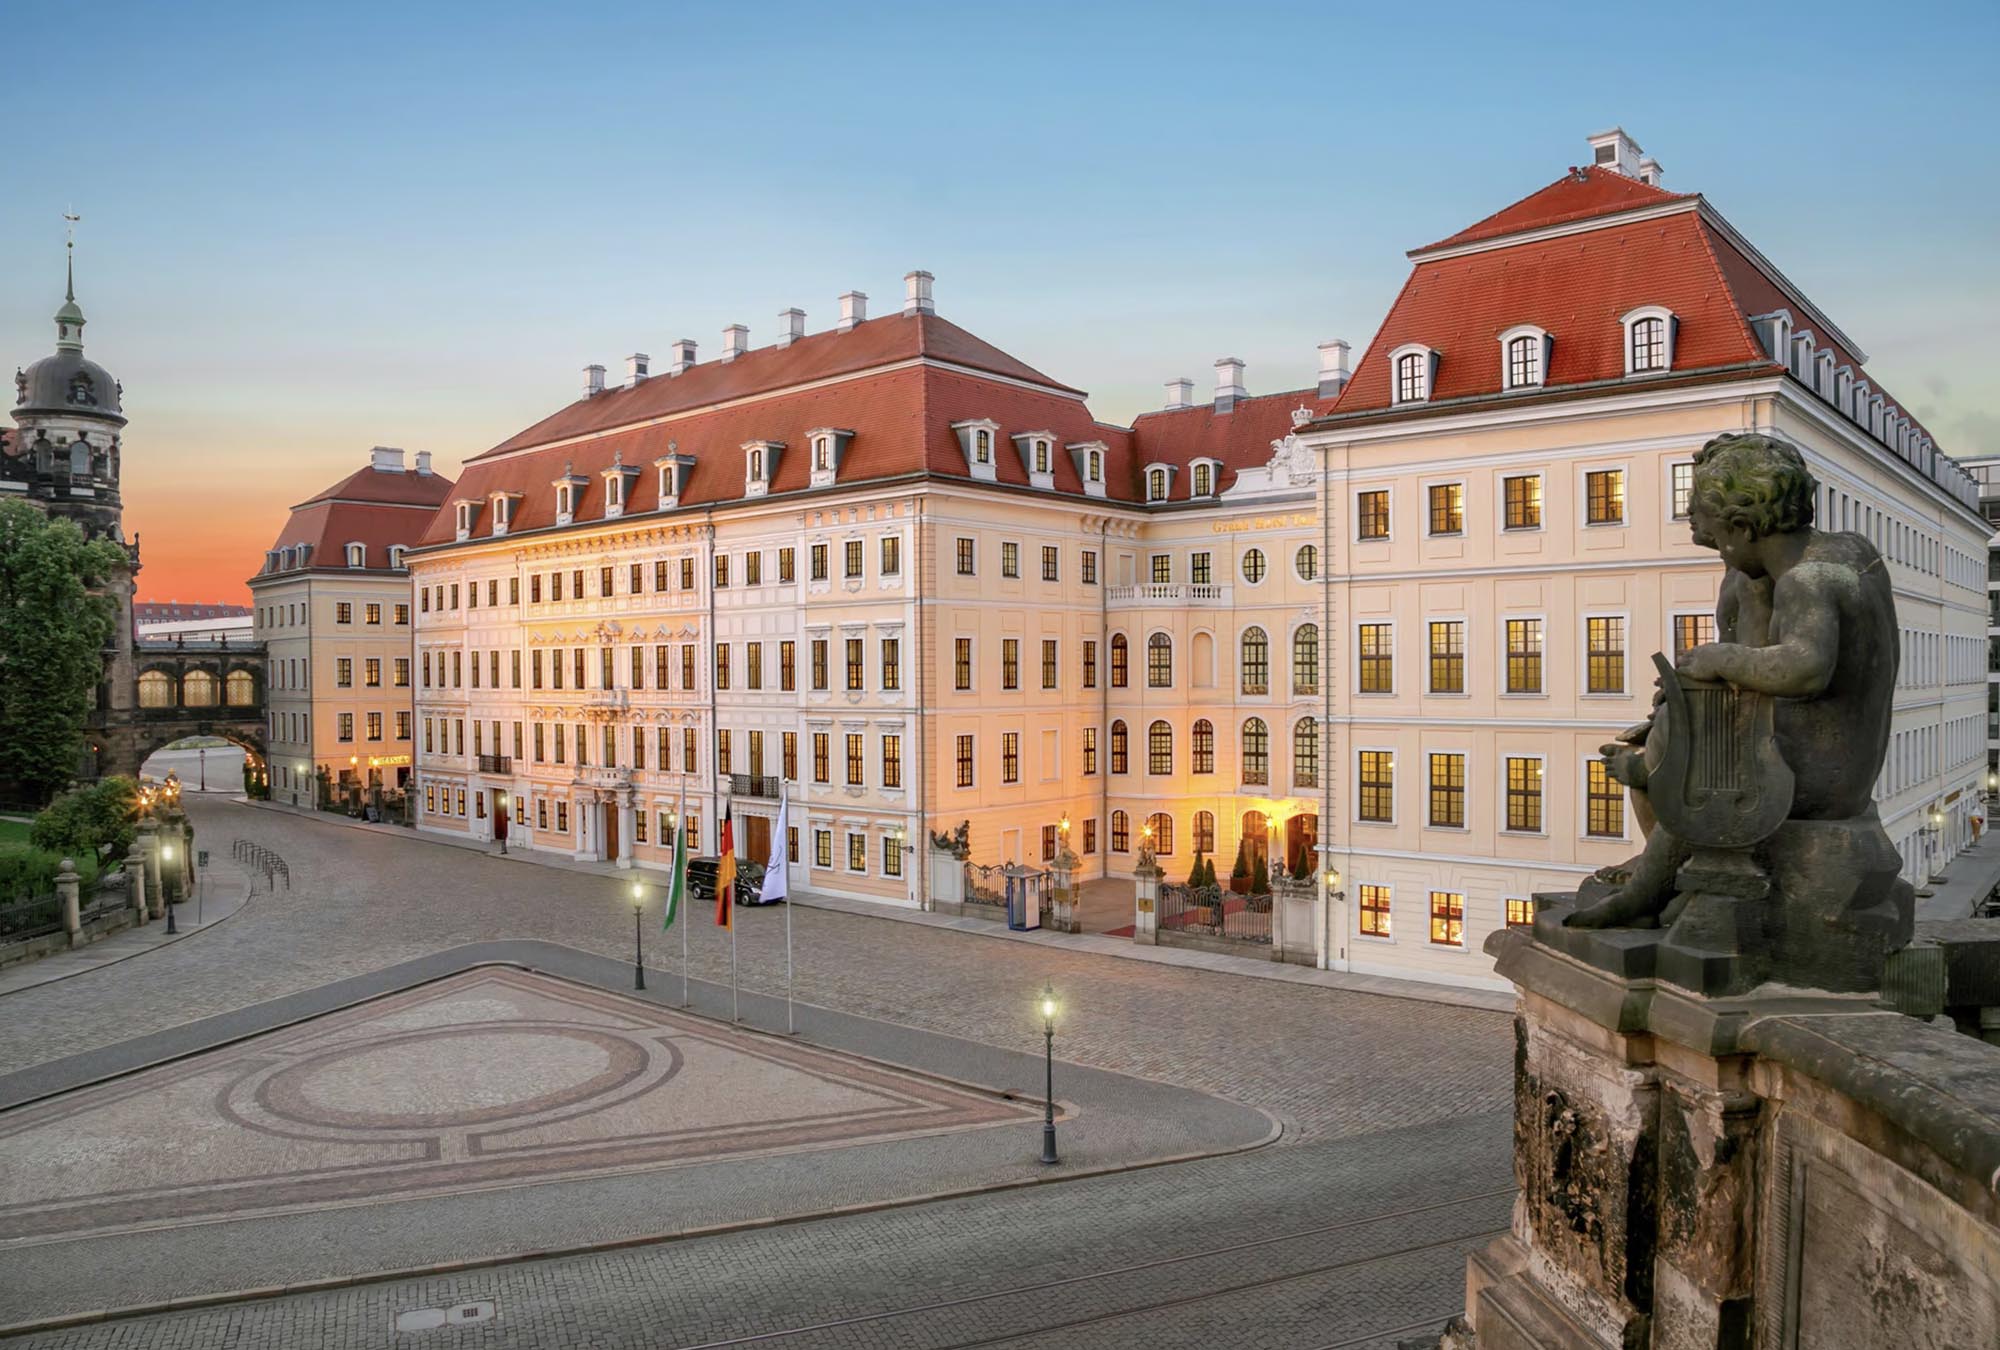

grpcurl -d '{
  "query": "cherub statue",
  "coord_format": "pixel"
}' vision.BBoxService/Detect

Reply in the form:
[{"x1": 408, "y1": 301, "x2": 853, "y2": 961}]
[{"x1": 1568, "y1": 432, "x2": 1900, "y2": 930}]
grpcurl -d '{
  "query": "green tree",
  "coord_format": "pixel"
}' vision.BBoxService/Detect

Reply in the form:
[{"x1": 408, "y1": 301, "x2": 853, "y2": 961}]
[
  {"x1": 0, "y1": 502, "x2": 123, "y2": 804},
  {"x1": 1186, "y1": 851, "x2": 1205, "y2": 887},
  {"x1": 1230, "y1": 838, "x2": 1249, "y2": 882},
  {"x1": 1250, "y1": 854, "x2": 1270, "y2": 896},
  {"x1": 30, "y1": 776, "x2": 139, "y2": 868}
]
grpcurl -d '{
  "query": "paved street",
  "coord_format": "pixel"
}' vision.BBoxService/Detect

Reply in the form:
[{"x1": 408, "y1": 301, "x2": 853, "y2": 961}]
[{"x1": 0, "y1": 797, "x2": 1516, "y2": 1345}]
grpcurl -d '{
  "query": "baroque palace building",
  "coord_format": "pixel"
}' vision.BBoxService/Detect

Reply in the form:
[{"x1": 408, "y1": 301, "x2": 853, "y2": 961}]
[{"x1": 407, "y1": 129, "x2": 1986, "y2": 989}]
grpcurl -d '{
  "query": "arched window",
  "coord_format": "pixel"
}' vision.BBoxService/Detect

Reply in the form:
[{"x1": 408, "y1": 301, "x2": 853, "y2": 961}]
[
  {"x1": 1034, "y1": 440, "x2": 1050, "y2": 473},
  {"x1": 182, "y1": 670, "x2": 220, "y2": 707},
  {"x1": 1193, "y1": 810, "x2": 1216, "y2": 854},
  {"x1": 1111, "y1": 810, "x2": 1130, "y2": 852},
  {"x1": 1630, "y1": 316, "x2": 1667, "y2": 372},
  {"x1": 225, "y1": 670, "x2": 256, "y2": 707},
  {"x1": 1147, "y1": 632, "x2": 1173, "y2": 687},
  {"x1": 1293, "y1": 717, "x2": 1319, "y2": 788},
  {"x1": 1148, "y1": 467, "x2": 1168, "y2": 501},
  {"x1": 1148, "y1": 720, "x2": 1173, "y2": 774},
  {"x1": 1145, "y1": 812, "x2": 1174, "y2": 855},
  {"x1": 1086, "y1": 449, "x2": 1102, "y2": 482},
  {"x1": 389, "y1": 545, "x2": 407, "y2": 569},
  {"x1": 1110, "y1": 719, "x2": 1129, "y2": 773},
  {"x1": 1293, "y1": 624, "x2": 1319, "y2": 695},
  {"x1": 1295, "y1": 543, "x2": 1319, "y2": 581},
  {"x1": 751, "y1": 446, "x2": 766, "y2": 478},
  {"x1": 1505, "y1": 333, "x2": 1542, "y2": 388},
  {"x1": 1242, "y1": 718, "x2": 1269, "y2": 785},
  {"x1": 1192, "y1": 463, "x2": 1213, "y2": 496},
  {"x1": 345, "y1": 543, "x2": 365, "y2": 567},
  {"x1": 138, "y1": 671, "x2": 174, "y2": 708},
  {"x1": 1110, "y1": 633, "x2": 1129, "y2": 688},
  {"x1": 975, "y1": 430, "x2": 992, "y2": 464},
  {"x1": 1192, "y1": 719, "x2": 1215, "y2": 774},
  {"x1": 1395, "y1": 351, "x2": 1427, "y2": 402},
  {"x1": 1241, "y1": 627, "x2": 1269, "y2": 695}
]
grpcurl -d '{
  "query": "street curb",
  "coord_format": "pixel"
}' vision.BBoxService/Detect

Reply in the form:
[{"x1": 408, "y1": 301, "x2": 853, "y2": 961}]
[
  {"x1": 0, "y1": 865, "x2": 254, "y2": 1000},
  {"x1": 0, "y1": 943, "x2": 1282, "y2": 1341}
]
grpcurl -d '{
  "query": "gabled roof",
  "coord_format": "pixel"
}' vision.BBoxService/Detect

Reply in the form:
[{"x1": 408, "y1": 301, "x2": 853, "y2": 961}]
[
  {"x1": 1415, "y1": 165, "x2": 1693, "y2": 254},
  {"x1": 479, "y1": 312, "x2": 1081, "y2": 462},
  {"x1": 263, "y1": 461, "x2": 456, "y2": 575}
]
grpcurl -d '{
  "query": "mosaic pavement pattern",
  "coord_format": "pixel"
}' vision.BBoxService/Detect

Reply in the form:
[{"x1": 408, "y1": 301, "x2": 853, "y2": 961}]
[{"x1": 0, "y1": 968, "x2": 1039, "y2": 1246}]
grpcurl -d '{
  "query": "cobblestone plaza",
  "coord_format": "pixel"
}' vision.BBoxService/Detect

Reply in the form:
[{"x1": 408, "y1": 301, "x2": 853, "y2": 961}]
[{"x1": 0, "y1": 797, "x2": 1514, "y2": 1346}]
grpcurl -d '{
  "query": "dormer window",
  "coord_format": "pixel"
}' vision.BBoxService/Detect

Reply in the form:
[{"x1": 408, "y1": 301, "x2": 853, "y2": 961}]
[
  {"x1": 1621, "y1": 307, "x2": 1677, "y2": 375},
  {"x1": 1087, "y1": 449, "x2": 1101, "y2": 481},
  {"x1": 655, "y1": 451, "x2": 696, "y2": 507},
  {"x1": 556, "y1": 483, "x2": 574, "y2": 519},
  {"x1": 67, "y1": 374, "x2": 95, "y2": 407},
  {"x1": 1498, "y1": 326, "x2": 1551, "y2": 391},
  {"x1": 1034, "y1": 440, "x2": 1050, "y2": 474},
  {"x1": 1066, "y1": 439, "x2": 1108, "y2": 500},
  {"x1": 812, "y1": 437, "x2": 829, "y2": 472},
  {"x1": 950, "y1": 420, "x2": 1002, "y2": 483},
  {"x1": 805, "y1": 429, "x2": 851, "y2": 489},
  {"x1": 1148, "y1": 468, "x2": 1169, "y2": 501},
  {"x1": 606, "y1": 474, "x2": 624, "y2": 510},
  {"x1": 1388, "y1": 344, "x2": 1438, "y2": 404},
  {"x1": 345, "y1": 542, "x2": 365, "y2": 568},
  {"x1": 389, "y1": 545, "x2": 407, "y2": 570},
  {"x1": 489, "y1": 492, "x2": 519, "y2": 536},
  {"x1": 600, "y1": 455, "x2": 640, "y2": 519},
  {"x1": 1010, "y1": 430, "x2": 1057, "y2": 490},
  {"x1": 1193, "y1": 463, "x2": 1212, "y2": 496},
  {"x1": 743, "y1": 439, "x2": 787, "y2": 497},
  {"x1": 454, "y1": 500, "x2": 478, "y2": 541}
]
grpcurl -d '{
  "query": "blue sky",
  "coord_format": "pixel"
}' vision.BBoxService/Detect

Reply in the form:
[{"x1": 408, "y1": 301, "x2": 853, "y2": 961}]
[{"x1": 4, "y1": 0, "x2": 1995, "y2": 598}]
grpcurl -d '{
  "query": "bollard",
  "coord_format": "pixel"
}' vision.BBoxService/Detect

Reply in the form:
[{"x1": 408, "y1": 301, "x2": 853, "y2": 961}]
[{"x1": 58, "y1": 857, "x2": 81, "y2": 948}]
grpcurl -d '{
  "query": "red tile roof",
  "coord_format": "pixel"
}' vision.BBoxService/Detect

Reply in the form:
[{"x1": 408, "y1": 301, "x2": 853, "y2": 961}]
[
  {"x1": 480, "y1": 312, "x2": 1081, "y2": 461},
  {"x1": 1130, "y1": 389, "x2": 1340, "y2": 495},
  {"x1": 1416, "y1": 166, "x2": 1693, "y2": 253},
  {"x1": 264, "y1": 462, "x2": 456, "y2": 573}
]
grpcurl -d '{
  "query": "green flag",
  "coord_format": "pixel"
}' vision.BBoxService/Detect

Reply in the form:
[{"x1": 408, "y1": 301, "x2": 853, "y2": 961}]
[{"x1": 664, "y1": 800, "x2": 685, "y2": 932}]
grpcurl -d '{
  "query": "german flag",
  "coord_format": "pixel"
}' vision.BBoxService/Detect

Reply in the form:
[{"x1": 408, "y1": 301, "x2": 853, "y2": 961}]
[{"x1": 714, "y1": 801, "x2": 736, "y2": 929}]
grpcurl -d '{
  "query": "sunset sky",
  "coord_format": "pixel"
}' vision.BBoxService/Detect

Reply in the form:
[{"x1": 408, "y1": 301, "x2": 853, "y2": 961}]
[{"x1": 5, "y1": 0, "x2": 1995, "y2": 604}]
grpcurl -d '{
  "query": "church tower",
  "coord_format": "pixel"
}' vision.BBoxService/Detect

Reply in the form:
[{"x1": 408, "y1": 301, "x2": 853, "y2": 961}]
[{"x1": 5, "y1": 226, "x2": 140, "y2": 776}]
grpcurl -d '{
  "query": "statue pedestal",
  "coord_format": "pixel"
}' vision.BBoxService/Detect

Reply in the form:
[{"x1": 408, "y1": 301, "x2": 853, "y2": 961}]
[{"x1": 1450, "y1": 918, "x2": 2000, "y2": 1350}]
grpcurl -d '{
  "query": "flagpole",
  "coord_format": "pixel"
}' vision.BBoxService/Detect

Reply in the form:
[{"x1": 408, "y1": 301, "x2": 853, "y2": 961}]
[
  {"x1": 730, "y1": 912, "x2": 740, "y2": 1024},
  {"x1": 679, "y1": 795, "x2": 689, "y2": 1009},
  {"x1": 784, "y1": 781, "x2": 795, "y2": 1036},
  {"x1": 727, "y1": 796, "x2": 740, "y2": 1024}
]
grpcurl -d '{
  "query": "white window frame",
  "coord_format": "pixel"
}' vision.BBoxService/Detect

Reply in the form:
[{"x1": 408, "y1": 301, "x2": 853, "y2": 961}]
[
  {"x1": 1353, "y1": 880, "x2": 1396, "y2": 945},
  {"x1": 1353, "y1": 484, "x2": 1394, "y2": 543},
  {"x1": 1496, "y1": 324, "x2": 1551, "y2": 391},
  {"x1": 1579, "y1": 462, "x2": 1630, "y2": 529},
  {"x1": 1424, "y1": 744, "x2": 1472, "y2": 832},
  {"x1": 1387, "y1": 343, "x2": 1437, "y2": 404},
  {"x1": 345, "y1": 542, "x2": 365, "y2": 567},
  {"x1": 1422, "y1": 477, "x2": 1467, "y2": 538},
  {"x1": 1353, "y1": 617, "x2": 1396, "y2": 698},
  {"x1": 1664, "y1": 459, "x2": 1697, "y2": 524},
  {"x1": 1497, "y1": 751, "x2": 1549, "y2": 837},
  {"x1": 1620, "y1": 305, "x2": 1677, "y2": 376},
  {"x1": 1423, "y1": 614, "x2": 1471, "y2": 698},
  {"x1": 1353, "y1": 744, "x2": 1398, "y2": 828},
  {"x1": 1579, "y1": 609, "x2": 1632, "y2": 699},
  {"x1": 1495, "y1": 469, "x2": 1546, "y2": 534},
  {"x1": 1497, "y1": 612, "x2": 1550, "y2": 700},
  {"x1": 1580, "y1": 754, "x2": 1632, "y2": 845}
]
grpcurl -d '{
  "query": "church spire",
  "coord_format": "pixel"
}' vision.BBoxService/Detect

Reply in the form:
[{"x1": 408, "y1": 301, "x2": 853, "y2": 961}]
[{"x1": 55, "y1": 210, "x2": 84, "y2": 352}]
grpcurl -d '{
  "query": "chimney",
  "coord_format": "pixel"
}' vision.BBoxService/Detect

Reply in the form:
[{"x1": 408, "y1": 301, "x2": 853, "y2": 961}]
[
  {"x1": 1637, "y1": 155, "x2": 1663, "y2": 187},
  {"x1": 1165, "y1": 378, "x2": 1194, "y2": 410},
  {"x1": 721, "y1": 324, "x2": 749, "y2": 362},
  {"x1": 1317, "y1": 340, "x2": 1352, "y2": 398},
  {"x1": 777, "y1": 308, "x2": 806, "y2": 347},
  {"x1": 1213, "y1": 357, "x2": 1247, "y2": 413},
  {"x1": 415, "y1": 451, "x2": 434, "y2": 476},
  {"x1": 669, "y1": 339, "x2": 697, "y2": 375},
  {"x1": 1585, "y1": 126, "x2": 1646, "y2": 179},
  {"x1": 626, "y1": 353, "x2": 650, "y2": 387},
  {"x1": 369, "y1": 446, "x2": 406, "y2": 473},
  {"x1": 838, "y1": 290, "x2": 868, "y2": 332},
  {"x1": 583, "y1": 364, "x2": 606, "y2": 398},
  {"x1": 903, "y1": 270, "x2": 935, "y2": 316}
]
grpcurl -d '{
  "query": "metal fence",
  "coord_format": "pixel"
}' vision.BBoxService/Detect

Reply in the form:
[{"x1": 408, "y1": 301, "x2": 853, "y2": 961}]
[
  {"x1": 963, "y1": 863, "x2": 1010, "y2": 914},
  {"x1": 1157, "y1": 882, "x2": 1273, "y2": 945},
  {"x1": 0, "y1": 893, "x2": 62, "y2": 942},
  {"x1": 231, "y1": 839, "x2": 291, "y2": 890}
]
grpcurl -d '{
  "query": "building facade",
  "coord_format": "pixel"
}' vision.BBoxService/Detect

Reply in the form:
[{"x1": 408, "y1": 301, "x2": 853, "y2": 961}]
[
  {"x1": 406, "y1": 131, "x2": 1985, "y2": 990},
  {"x1": 251, "y1": 448, "x2": 451, "y2": 811},
  {"x1": 1962, "y1": 456, "x2": 2000, "y2": 788}
]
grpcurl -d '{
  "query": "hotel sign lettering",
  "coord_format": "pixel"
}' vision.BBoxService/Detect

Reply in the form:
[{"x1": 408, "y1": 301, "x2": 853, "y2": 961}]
[{"x1": 1211, "y1": 513, "x2": 1315, "y2": 534}]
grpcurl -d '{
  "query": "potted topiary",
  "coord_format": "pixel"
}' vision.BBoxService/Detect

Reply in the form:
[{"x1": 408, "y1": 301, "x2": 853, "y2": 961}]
[
  {"x1": 1250, "y1": 853, "x2": 1270, "y2": 898},
  {"x1": 1229, "y1": 839, "x2": 1250, "y2": 895}
]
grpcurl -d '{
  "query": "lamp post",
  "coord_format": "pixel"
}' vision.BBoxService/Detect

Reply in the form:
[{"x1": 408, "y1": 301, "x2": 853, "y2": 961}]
[
  {"x1": 1038, "y1": 981, "x2": 1059, "y2": 1165},
  {"x1": 629, "y1": 879, "x2": 646, "y2": 991},
  {"x1": 161, "y1": 842, "x2": 178, "y2": 934},
  {"x1": 1922, "y1": 806, "x2": 1946, "y2": 890}
]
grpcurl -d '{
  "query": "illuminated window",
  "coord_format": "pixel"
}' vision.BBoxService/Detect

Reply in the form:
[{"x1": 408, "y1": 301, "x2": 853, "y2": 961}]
[
  {"x1": 1240, "y1": 627, "x2": 1269, "y2": 695},
  {"x1": 1110, "y1": 720, "x2": 1128, "y2": 774},
  {"x1": 1357, "y1": 490, "x2": 1390, "y2": 540},
  {"x1": 1191, "y1": 719, "x2": 1215, "y2": 774},
  {"x1": 1242, "y1": 549, "x2": 1267, "y2": 584},
  {"x1": 1359, "y1": 884, "x2": 1391, "y2": 937},
  {"x1": 1241, "y1": 718, "x2": 1269, "y2": 785},
  {"x1": 1357, "y1": 623, "x2": 1393, "y2": 693},
  {"x1": 1111, "y1": 634, "x2": 1128, "y2": 688},
  {"x1": 1428, "y1": 891, "x2": 1464, "y2": 946},
  {"x1": 1428, "y1": 621, "x2": 1464, "y2": 694},
  {"x1": 1503, "y1": 474, "x2": 1542, "y2": 530},
  {"x1": 1293, "y1": 624, "x2": 1319, "y2": 695},
  {"x1": 1148, "y1": 720, "x2": 1173, "y2": 775},
  {"x1": 1670, "y1": 462, "x2": 1696, "y2": 520},
  {"x1": 1357, "y1": 750, "x2": 1393, "y2": 822},
  {"x1": 1428, "y1": 752, "x2": 1465, "y2": 827},
  {"x1": 1001, "y1": 732, "x2": 1019, "y2": 784},
  {"x1": 955, "y1": 734, "x2": 974, "y2": 788},
  {"x1": 1506, "y1": 619, "x2": 1543, "y2": 694},
  {"x1": 1586, "y1": 469, "x2": 1625, "y2": 524},
  {"x1": 954, "y1": 637, "x2": 972, "y2": 690},
  {"x1": 1586, "y1": 617, "x2": 1625, "y2": 694},
  {"x1": 1587, "y1": 760, "x2": 1624, "y2": 837},
  {"x1": 1001, "y1": 638, "x2": 1019, "y2": 690},
  {"x1": 1293, "y1": 718, "x2": 1319, "y2": 789},
  {"x1": 1673, "y1": 614, "x2": 1717, "y2": 660},
  {"x1": 1193, "y1": 811, "x2": 1215, "y2": 853},
  {"x1": 1148, "y1": 633, "x2": 1173, "y2": 687},
  {"x1": 1428, "y1": 483, "x2": 1464, "y2": 535},
  {"x1": 1505, "y1": 757, "x2": 1544, "y2": 832},
  {"x1": 1506, "y1": 898, "x2": 1534, "y2": 927},
  {"x1": 1145, "y1": 813, "x2": 1173, "y2": 855}
]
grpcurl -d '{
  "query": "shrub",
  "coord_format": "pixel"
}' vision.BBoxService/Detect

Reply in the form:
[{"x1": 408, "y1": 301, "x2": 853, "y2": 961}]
[
  {"x1": 1186, "y1": 851, "x2": 1205, "y2": 887},
  {"x1": 1230, "y1": 839, "x2": 1249, "y2": 881},
  {"x1": 0, "y1": 845, "x2": 65, "y2": 904},
  {"x1": 30, "y1": 777, "x2": 138, "y2": 867},
  {"x1": 1250, "y1": 854, "x2": 1270, "y2": 896}
]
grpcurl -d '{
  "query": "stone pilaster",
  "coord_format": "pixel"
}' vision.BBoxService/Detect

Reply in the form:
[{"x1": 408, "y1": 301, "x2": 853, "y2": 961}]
[
  {"x1": 57, "y1": 858, "x2": 81, "y2": 947},
  {"x1": 1131, "y1": 862, "x2": 1161, "y2": 945}
]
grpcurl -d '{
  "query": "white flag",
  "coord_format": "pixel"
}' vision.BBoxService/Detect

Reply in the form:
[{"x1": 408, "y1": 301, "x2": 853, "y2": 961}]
[{"x1": 759, "y1": 785, "x2": 789, "y2": 903}]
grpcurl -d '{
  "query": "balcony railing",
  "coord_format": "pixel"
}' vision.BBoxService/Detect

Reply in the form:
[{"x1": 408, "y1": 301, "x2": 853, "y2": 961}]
[
  {"x1": 728, "y1": 773, "x2": 783, "y2": 800},
  {"x1": 477, "y1": 755, "x2": 512, "y2": 775},
  {"x1": 1106, "y1": 582, "x2": 1231, "y2": 605},
  {"x1": 578, "y1": 766, "x2": 632, "y2": 789}
]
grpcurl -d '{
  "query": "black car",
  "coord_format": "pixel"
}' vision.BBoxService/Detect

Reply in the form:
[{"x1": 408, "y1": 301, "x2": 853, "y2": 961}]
[{"x1": 685, "y1": 856, "x2": 775, "y2": 905}]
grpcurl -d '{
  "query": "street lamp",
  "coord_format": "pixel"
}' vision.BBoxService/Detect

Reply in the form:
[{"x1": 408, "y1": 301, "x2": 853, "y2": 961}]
[
  {"x1": 161, "y1": 842, "x2": 178, "y2": 934},
  {"x1": 1037, "y1": 981, "x2": 1060, "y2": 1165},
  {"x1": 629, "y1": 879, "x2": 647, "y2": 991}
]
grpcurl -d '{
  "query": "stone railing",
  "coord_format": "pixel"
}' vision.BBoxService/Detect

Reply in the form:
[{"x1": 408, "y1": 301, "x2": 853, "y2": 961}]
[{"x1": 1105, "y1": 582, "x2": 1231, "y2": 605}]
